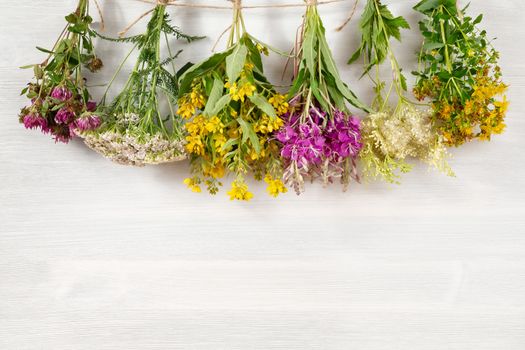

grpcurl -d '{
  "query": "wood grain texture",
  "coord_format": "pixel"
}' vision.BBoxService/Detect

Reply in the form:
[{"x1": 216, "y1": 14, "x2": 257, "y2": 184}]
[{"x1": 1, "y1": 0, "x2": 525, "y2": 349}]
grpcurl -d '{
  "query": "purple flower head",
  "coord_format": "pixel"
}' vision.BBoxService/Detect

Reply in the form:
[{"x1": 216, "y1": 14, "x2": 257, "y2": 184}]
[
  {"x1": 50, "y1": 86, "x2": 73, "y2": 101},
  {"x1": 75, "y1": 113, "x2": 101, "y2": 131},
  {"x1": 23, "y1": 113, "x2": 48, "y2": 131},
  {"x1": 55, "y1": 107, "x2": 75, "y2": 124},
  {"x1": 53, "y1": 126, "x2": 73, "y2": 143},
  {"x1": 325, "y1": 111, "x2": 362, "y2": 160},
  {"x1": 86, "y1": 101, "x2": 97, "y2": 112},
  {"x1": 275, "y1": 107, "x2": 363, "y2": 168},
  {"x1": 276, "y1": 125, "x2": 297, "y2": 143}
]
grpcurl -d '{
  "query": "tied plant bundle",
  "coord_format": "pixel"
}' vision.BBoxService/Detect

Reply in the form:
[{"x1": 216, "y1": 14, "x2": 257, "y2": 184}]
[
  {"x1": 83, "y1": 4, "x2": 201, "y2": 166},
  {"x1": 178, "y1": 3, "x2": 288, "y2": 200},
  {"x1": 350, "y1": 0, "x2": 453, "y2": 184},
  {"x1": 413, "y1": 0, "x2": 508, "y2": 146},
  {"x1": 275, "y1": 1, "x2": 370, "y2": 195},
  {"x1": 19, "y1": 0, "x2": 103, "y2": 143}
]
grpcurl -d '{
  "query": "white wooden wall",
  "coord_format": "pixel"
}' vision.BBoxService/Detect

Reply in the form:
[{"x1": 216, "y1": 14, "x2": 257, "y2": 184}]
[{"x1": 1, "y1": 0, "x2": 525, "y2": 349}]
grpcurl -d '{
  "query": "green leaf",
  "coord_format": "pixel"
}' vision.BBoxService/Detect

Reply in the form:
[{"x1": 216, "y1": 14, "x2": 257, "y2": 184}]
[
  {"x1": 225, "y1": 44, "x2": 248, "y2": 83},
  {"x1": 423, "y1": 42, "x2": 445, "y2": 51},
  {"x1": 178, "y1": 48, "x2": 232, "y2": 96},
  {"x1": 237, "y1": 118, "x2": 261, "y2": 154},
  {"x1": 242, "y1": 36, "x2": 263, "y2": 72},
  {"x1": 203, "y1": 78, "x2": 224, "y2": 116},
  {"x1": 208, "y1": 95, "x2": 232, "y2": 116},
  {"x1": 65, "y1": 13, "x2": 78, "y2": 24},
  {"x1": 347, "y1": 48, "x2": 362, "y2": 65},
  {"x1": 473, "y1": 14, "x2": 483, "y2": 25},
  {"x1": 248, "y1": 93, "x2": 277, "y2": 118},
  {"x1": 221, "y1": 138, "x2": 238, "y2": 152},
  {"x1": 318, "y1": 37, "x2": 370, "y2": 112},
  {"x1": 302, "y1": 19, "x2": 318, "y2": 78},
  {"x1": 36, "y1": 46, "x2": 54, "y2": 54},
  {"x1": 288, "y1": 69, "x2": 305, "y2": 98}
]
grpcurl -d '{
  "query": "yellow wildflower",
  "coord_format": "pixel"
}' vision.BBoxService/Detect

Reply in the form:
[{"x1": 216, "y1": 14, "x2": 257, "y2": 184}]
[
  {"x1": 256, "y1": 43, "x2": 269, "y2": 56},
  {"x1": 255, "y1": 114, "x2": 284, "y2": 134},
  {"x1": 185, "y1": 115, "x2": 208, "y2": 136},
  {"x1": 184, "y1": 178, "x2": 202, "y2": 193},
  {"x1": 227, "y1": 180, "x2": 254, "y2": 201},
  {"x1": 205, "y1": 162, "x2": 225, "y2": 179},
  {"x1": 269, "y1": 94, "x2": 289, "y2": 116},
  {"x1": 185, "y1": 135, "x2": 204, "y2": 155},
  {"x1": 190, "y1": 88, "x2": 205, "y2": 110},
  {"x1": 494, "y1": 96, "x2": 509, "y2": 114},
  {"x1": 226, "y1": 81, "x2": 256, "y2": 102},
  {"x1": 177, "y1": 96, "x2": 195, "y2": 119},
  {"x1": 264, "y1": 175, "x2": 287, "y2": 198},
  {"x1": 205, "y1": 116, "x2": 224, "y2": 133},
  {"x1": 214, "y1": 134, "x2": 228, "y2": 154}
]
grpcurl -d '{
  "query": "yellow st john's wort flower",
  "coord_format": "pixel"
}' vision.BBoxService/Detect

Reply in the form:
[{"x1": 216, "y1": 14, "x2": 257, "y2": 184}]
[
  {"x1": 264, "y1": 175, "x2": 287, "y2": 198},
  {"x1": 227, "y1": 180, "x2": 254, "y2": 201}
]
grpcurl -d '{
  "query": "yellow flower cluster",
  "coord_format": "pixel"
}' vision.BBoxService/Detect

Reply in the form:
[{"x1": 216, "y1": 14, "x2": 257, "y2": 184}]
[
  {"x1": 178, "y1": 52, "x2": 287, "y2": 200},
  {"x1": 436, "y1": 76, "x2": 508, "y2": 146},
  {"x1": 264, "y1": 175, "x2": 287, "y2": 197},
  {"x1": 254, "y1": 114, "x2": 284, "y2": 134},
  {"x1": 185, "y1": 114, "x2": 227, "y2": 176},
  {"x1": 269, "y1": 94, "x2": 289, "y2": 116},
  {"x1": 227, "y1": 180, "x2": 254, "y2": 201},
  {"x1": 177, "y1": 86, "x2": 205, "y2": 120},
  {"x1": 183, "y1": 177, "x2": 202, "y2": 193},
  {"x1": 225, "y1": 81, "x2": 256, "y2": 102}
]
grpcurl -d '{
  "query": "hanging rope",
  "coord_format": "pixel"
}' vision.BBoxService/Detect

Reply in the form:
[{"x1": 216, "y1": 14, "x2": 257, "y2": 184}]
[
  {"x1": 92, "y1": 0, "x2": 105, "y2": 31},
  {"x1": 336, "y1": 0, "x2": 359, "y2": 31},
  {"x1": 119, "y1": 0, "x2": 350, "y2": 38},
  {"x1": 136, "y1": 0, "x2": 346, "y2": 10}
]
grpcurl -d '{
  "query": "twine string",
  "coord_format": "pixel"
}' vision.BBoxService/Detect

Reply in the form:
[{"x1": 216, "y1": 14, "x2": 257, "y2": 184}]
[
  {"x1": 91, "y1": 0, "x2": 105, "y2": 31},
  {"x1": 119, "y1": 0, "x2": 350, "y2": 38},
  {"x1": 336, "y1": 0, "x2": 359, "y2": 31}
]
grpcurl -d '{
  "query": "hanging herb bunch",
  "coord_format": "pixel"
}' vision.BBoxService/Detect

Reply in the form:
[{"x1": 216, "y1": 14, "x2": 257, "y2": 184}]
[
  {"x1": 349, "y1": 0, "x2": 453, "y2": 183},
  {"x1": 275, "y1": 1, "x2": 369, "y2": 194},
  {"x1": 19, "y1": 0, "x2": 103, "y2": 143},
  {"x1": 178, "y1": 2, "x2": 289, "y2": 200},
  {"x1": 82, "y1": 4, "x2": 202, "y2": 166},
  {"x1": 413, "y1": 0, "x2": 508, "y2": 146}
]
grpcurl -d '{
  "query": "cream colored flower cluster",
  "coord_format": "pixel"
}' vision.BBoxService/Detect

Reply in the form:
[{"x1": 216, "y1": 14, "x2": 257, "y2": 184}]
[
  {"x1": 361, "y1": 105, "x2": 454, "y2": 183},
  {"x1": 83, "y1": 130, "x2": 186, "y2": 167}
]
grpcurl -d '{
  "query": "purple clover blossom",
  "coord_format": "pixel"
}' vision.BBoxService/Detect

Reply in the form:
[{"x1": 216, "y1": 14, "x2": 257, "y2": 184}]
[
  {"x1": 50, "y1": 86, "x2": 73, "y2": 101},
  {"x1": 75, "y1": 113, "x2": 101, "y2": 131},
  {"x1": 54, "y1": 133, "x2": 71, "y2": 144},
  {"x1": 54, "y1": 107, "x2": 75, "y2": 124},
  {"x1": 23, "y1": 113, "x2": 48, "y2": 131},
  {"x1": 86, "y1": 101, "x2": 97, "y2": 112}
]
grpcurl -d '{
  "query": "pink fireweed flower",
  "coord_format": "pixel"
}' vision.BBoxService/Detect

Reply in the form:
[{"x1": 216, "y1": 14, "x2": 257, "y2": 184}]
[
  {"x1": 275, "y1": 107, "x2": 363, "y2": 194},
  {"x1": 54, "y1": 107, "x2": 75, "y2": 124},
  {"x1": 50, "y1": 86, "x2": 73, "y2": 101}
]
